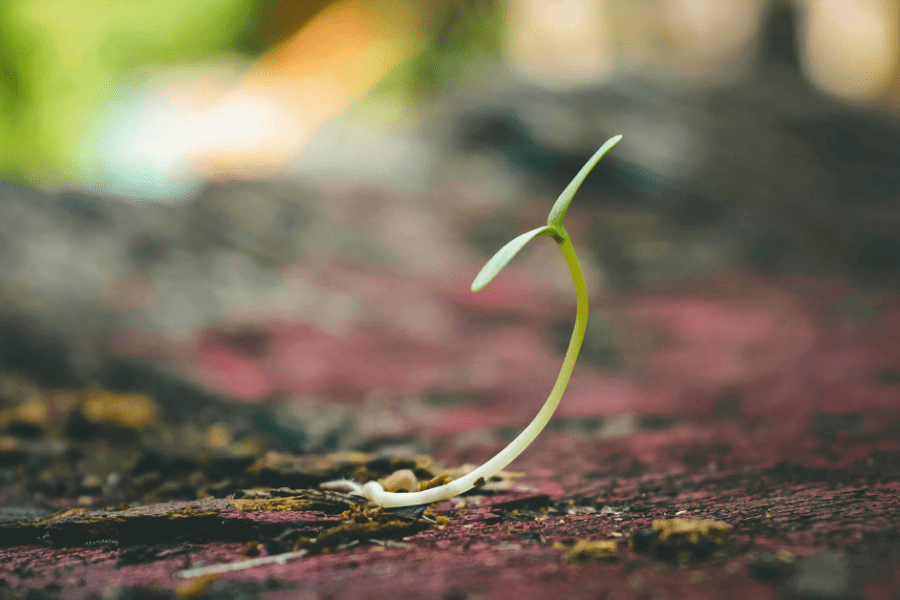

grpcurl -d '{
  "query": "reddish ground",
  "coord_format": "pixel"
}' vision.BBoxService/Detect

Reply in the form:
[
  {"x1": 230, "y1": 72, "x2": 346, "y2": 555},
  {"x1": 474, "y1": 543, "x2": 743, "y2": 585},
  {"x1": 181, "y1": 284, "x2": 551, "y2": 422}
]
[{"x1": 2, "y1": 265, "x2": 899, "y2": 599}]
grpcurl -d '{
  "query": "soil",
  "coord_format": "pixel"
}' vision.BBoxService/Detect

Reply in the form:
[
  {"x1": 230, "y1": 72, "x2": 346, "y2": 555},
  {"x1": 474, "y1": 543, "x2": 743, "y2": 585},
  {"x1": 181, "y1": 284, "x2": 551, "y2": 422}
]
[{"x1": 1, "y1": 267, "x2": 899, "y2": 600}]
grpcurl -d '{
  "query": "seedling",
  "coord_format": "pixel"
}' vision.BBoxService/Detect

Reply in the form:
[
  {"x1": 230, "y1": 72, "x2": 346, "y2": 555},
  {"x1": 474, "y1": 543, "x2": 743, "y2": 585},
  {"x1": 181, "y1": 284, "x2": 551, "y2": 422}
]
[{"x1": 324, "y1": 135, "x2": 623, "y2": 507}]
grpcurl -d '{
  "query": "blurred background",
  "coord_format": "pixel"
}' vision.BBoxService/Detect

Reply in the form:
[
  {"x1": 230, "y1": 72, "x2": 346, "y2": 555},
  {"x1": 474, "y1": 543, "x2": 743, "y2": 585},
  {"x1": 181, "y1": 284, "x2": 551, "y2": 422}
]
[
  {"x1": 1, "y1": 0, "x2": 900, "y2": 502},
  {"x1": 4, "y1": 0, "x2": 900, "y2": 194}
]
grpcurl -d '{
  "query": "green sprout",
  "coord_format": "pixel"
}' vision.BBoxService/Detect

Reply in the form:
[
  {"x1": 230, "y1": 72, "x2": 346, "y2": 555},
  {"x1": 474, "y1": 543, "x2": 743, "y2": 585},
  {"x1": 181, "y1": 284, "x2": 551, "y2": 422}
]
[{"x1": 324, "y1": 135, "x2": 623, "y2": 507}]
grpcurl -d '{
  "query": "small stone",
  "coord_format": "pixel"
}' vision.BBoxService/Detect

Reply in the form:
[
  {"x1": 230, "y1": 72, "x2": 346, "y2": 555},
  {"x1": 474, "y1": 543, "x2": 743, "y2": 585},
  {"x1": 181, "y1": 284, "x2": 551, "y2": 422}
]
[
  {"x1": 564, "y1": 539, "x2": 618, "y2": 562},
  {"x1": 380, "y1": 469, "x2": 418, "y2": 493}
]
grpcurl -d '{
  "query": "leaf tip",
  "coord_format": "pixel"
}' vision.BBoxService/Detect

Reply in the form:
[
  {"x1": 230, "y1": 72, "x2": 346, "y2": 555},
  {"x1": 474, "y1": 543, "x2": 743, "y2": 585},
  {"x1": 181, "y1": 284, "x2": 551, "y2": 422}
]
[
  {"x1": 547, "y1": 135, "x2": 623, "y2": 227},
  {"x1": 470, "y1": 226, "x2": 554, "y2": 293}
]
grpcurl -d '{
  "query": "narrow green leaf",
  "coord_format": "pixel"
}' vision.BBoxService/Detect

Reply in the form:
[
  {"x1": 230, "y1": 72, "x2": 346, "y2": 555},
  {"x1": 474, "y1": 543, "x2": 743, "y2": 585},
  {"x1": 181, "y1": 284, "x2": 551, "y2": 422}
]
[
  {"x1": 471, "y1": 225, "x2": 556, "y2": 292},
  {"x1": 547, "y1": 135, "x2": 622, "y2": 227}
]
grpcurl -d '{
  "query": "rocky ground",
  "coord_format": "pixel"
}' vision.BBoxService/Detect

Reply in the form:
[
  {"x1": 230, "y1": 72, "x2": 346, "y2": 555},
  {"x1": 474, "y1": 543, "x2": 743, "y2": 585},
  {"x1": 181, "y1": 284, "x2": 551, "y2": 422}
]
[{"x1": 1, "y1": 259, "x2": 899, "y2": 599}]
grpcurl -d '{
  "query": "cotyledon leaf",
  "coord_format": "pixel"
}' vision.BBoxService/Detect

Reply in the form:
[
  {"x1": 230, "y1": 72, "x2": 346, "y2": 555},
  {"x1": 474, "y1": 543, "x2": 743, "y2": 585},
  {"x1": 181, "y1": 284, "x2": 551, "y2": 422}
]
[
  {"x1": 547, "y1": 135, "x2": 622, "y2": 227},
  {"x1": 471, "y1": 225, "x2": 556, "y2": 292}
]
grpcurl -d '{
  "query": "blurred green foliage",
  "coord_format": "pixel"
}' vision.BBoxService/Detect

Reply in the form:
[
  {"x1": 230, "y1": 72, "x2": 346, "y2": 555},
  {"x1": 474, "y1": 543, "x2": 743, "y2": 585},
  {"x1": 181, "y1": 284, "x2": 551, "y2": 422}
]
[
  {"x1": 377, "y1": 0, "x2": 503, "y2": 102},
  {"x1": 0, "y1": 0, "x2": 261, "y2": 184},
  {"x1": 0, "y1": 0, "x2": 503, "y2": 188}
]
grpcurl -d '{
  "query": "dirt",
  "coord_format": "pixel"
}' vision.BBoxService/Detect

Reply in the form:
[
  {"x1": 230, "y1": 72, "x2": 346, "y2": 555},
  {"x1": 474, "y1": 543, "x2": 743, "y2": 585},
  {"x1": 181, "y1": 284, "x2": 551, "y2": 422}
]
[
  {"x1": 1, "y1": 261, "x2": 899, "y2": 599},
  {"x1": 2, "y1": 384, "x2": 899, "y2": 599}
]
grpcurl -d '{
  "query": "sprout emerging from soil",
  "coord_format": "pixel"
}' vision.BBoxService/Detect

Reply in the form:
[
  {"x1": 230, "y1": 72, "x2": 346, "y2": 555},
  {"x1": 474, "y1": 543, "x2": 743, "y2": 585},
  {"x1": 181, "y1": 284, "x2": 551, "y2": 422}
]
[{"x1": 323, "y1": 135, "x2": 623, "y2": 507}]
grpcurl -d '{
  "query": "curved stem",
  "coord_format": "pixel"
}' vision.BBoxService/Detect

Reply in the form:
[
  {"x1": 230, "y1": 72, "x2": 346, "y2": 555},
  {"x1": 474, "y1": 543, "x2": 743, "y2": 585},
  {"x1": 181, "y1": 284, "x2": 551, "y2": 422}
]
[{"x1": 361, "y1": 226, "x2": 589, "y2": 507}]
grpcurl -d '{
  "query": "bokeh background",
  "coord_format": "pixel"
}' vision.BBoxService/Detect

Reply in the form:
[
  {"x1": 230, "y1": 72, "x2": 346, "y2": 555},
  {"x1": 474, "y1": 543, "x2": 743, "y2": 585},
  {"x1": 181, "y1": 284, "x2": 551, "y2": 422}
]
[
  {"x1": 3, "y1": 2, "x2": 900, "y2": 597},
  {"x1": 1, "y1": 0, "x2": 899, "y2": 502}
]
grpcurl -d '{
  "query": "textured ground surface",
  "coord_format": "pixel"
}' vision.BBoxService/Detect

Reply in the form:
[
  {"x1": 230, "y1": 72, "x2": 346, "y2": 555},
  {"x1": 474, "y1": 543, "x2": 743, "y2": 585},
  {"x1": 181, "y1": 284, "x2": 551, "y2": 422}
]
[{"x1": 1, "y1": 265, "x2": 899, "y2": 600}]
